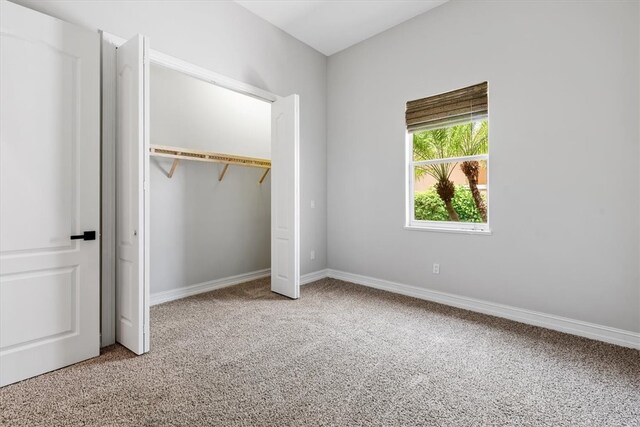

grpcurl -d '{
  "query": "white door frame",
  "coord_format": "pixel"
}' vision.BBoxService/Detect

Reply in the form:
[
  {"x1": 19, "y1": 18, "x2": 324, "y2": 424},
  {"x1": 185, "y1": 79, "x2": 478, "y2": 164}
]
[
  {"x1": 102, "y1": 33, "x2": 276, "y2": 102},
  {"x1": 100, "y1": 31, "x2": 297, "y2": 346}
]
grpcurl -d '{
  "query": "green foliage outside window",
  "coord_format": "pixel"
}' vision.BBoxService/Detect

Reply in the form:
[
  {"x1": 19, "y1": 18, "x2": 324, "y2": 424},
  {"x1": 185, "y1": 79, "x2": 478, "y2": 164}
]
[
  {"x1": 414, "y1": 186, "x2": 485, "y2": 223},
  {"x1": 413, "y1": 120, "x2": 488, "y2": 223}
]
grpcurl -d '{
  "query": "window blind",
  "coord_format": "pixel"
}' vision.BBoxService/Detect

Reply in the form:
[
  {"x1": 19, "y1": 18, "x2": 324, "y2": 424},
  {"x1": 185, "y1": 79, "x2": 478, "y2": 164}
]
[{"x1": 406, "y1": 82, "x2": 488, "y2": 132}]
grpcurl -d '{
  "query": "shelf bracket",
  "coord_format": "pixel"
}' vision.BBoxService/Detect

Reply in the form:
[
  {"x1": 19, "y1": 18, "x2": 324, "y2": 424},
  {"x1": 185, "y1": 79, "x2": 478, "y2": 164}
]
[
  {"x1": 167, "y1": 159, "x2": 180, "y2": 178},
  {"x1": 259, "y1": 168, "x2": 270, "y2": 184},
  {"x1": 218, "y1": 164, "x2": 229, "y2": 181}
]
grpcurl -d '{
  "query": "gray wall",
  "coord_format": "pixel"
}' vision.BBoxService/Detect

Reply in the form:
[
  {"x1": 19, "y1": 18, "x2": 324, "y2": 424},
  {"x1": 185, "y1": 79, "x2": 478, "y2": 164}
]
[
  {"x1": 327, "y1": 0, "x2": 640, "y2": 332},
  {"x1": 13, "y1": 0, "x2": 328, "y2": 277},
  {"x1": 150, "y1": 64, "x2": 271, "y2": 294},
  {"x1": 151, "y1": 63, "x2": 271, "y2": 159},
  {"x1": 150, "y1": 159, "x2": 270, "y2": 294}
]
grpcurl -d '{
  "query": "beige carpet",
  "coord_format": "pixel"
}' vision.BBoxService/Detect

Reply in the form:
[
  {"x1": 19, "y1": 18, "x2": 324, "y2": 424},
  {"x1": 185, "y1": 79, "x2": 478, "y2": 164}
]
[{"x1": 1, "y1": 278, "x2": 639, "y2": 426}]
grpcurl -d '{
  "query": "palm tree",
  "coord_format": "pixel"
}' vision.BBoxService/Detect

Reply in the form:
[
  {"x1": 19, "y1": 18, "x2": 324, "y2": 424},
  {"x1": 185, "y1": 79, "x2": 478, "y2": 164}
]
[
  {"x1": 413, "y1": 128, "x2": 460, "y2": 221},
  {"x1": 452, "y1": 121, "x2": 488, "y2": 222}
]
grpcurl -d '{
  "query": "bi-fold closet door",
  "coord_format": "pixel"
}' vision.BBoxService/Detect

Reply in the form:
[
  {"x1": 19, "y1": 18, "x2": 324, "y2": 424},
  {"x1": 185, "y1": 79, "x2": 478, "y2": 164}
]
[
  {"x1": 270, "y1": 95, "x2": 301, "y2": 299},
  {"x1": 115, "y1": 34, "x2": 150, "y2": 355}
]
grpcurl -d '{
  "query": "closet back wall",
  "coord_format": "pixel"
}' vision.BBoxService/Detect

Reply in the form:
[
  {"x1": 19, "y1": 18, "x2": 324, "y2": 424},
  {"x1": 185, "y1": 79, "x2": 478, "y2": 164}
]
[{"x1": 151, "y1": 64, "x2": 271, "y2": 295}]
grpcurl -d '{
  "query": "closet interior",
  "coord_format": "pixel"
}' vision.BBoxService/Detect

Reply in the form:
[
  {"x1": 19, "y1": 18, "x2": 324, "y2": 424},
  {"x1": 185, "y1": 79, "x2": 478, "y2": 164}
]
[{"x1": 149, "y1": 63, "x2": 272, "y2": 299}]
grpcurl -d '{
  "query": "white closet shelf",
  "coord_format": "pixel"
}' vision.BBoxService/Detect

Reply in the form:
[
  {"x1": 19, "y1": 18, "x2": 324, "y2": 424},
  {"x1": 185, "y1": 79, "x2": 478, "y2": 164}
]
[{"x1": 149, "y1": 144, "x2": 271, "y2": 183}]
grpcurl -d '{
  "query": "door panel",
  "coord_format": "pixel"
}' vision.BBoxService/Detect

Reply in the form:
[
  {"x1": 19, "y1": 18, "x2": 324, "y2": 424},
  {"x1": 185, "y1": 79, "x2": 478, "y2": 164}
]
[
  {"x1": 116, "y1": 34, "x2": 150, "y2": 355},
  {"x1": 0, "y1": 36, "x2": 77, "y2": 254},
  {"x1": 0, "y1": 0, "x2": 100, "y2": 386},
  {"x1": 270, "y1": 95, "x2": 300, "y2": 299},
  {"x1": 0, "y1": 267, "x2": 77, "y2": 348}
]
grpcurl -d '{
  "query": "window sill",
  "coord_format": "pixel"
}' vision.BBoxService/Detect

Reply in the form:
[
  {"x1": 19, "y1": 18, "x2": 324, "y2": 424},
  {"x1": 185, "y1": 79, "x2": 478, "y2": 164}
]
[{"x1": 404, "y1": 225, "x2": 492, "y2": 235}]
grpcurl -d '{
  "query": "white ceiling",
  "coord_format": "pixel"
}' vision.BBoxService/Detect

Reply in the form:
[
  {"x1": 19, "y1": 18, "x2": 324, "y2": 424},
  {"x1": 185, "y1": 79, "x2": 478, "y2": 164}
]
[{"x1": 234, "y1": 0, "x2": 449, "y2": 56}]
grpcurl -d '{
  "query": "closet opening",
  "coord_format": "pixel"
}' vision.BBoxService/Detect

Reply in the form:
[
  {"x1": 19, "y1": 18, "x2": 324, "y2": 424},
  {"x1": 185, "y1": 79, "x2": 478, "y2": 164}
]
[
  {"x1": 106, "y1": 32, "x2": 300, "y2": 354},
  {"x1": 149, "y1": 63, "x2": 272, "y2": 305}
]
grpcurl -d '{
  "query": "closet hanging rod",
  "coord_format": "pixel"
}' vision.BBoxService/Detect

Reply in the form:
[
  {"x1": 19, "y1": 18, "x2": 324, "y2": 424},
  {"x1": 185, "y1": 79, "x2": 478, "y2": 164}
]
[{"x1": 149, "y1": 144, "x2": 271, "y2": 169}]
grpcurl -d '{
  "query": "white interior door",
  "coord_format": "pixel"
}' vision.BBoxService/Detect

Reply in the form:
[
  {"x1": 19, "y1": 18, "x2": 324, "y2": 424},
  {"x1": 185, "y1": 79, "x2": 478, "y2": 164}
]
[
  {"x1": 270, "y1": 95, "x2": 300, "y2": 299},
  {"x1": 116, "y1": 34, "x2": 150, "y2": 355},
  {"x1": 0, "y1": 1, "x2": 100, "y2": 386}
]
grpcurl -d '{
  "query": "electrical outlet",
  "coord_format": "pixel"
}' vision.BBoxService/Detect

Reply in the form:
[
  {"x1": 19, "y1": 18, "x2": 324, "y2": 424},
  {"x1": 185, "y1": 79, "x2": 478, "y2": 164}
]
[
  {"x1": 310, "y1": 250, "x2": 316, "y2": 260},
  {"x1": 432, "y1": 263, "x2": 440, "y2": 274},
  {"x1": 310, "y1": 200, "x2": 316, "y2": 209}
]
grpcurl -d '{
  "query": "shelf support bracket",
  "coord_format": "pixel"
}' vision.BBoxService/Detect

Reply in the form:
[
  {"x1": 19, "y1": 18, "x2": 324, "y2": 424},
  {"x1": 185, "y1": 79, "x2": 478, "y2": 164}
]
[
  {"x1": 168, "y1": 159, "x2": 180, "y2": 178},
  {"x1": 259, "y1": 168, "x2": 270, "y2": 184},
  {"x1": 218, "y1": 164, "x2": 229, "y2": 181}
]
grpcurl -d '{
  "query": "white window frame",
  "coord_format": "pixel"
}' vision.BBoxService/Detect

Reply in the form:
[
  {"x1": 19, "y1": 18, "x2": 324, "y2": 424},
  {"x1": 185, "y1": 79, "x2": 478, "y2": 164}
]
[{"x1": 405, "y1": 130, "x2": 491, "y2": 235}]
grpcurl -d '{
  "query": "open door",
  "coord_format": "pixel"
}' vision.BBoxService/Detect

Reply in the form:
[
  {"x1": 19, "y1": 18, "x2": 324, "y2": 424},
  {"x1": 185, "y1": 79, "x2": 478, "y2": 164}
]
[
  {"x1": 0, "y1": 0, "x2": 100, "y2": 386},
  {"x1": 116, "y1": 34, "x2": 150, "y2": 354},
  {"x1": 270, "y1": 95, "x2": 300, "y2": 299}
]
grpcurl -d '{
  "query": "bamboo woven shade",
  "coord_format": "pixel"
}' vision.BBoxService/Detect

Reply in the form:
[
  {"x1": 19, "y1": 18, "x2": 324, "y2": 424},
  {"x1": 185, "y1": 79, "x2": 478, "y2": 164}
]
[{"x1": 406, "y1": 82, "x2": 488, "y2": 132}]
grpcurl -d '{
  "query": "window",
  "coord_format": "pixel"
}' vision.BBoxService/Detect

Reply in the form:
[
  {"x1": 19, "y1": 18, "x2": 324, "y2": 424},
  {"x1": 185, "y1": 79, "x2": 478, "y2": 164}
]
[{"x1": 405, "y1": 82, "x2": 490, "y2": 233}]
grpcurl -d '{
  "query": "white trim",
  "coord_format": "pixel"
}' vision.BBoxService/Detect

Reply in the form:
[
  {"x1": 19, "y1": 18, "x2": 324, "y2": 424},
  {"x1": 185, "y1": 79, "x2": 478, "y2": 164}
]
[
  {"x1": 142, "y1": 35, "x2": 151, "y2": 353},
  {"x1": 151, "y1": 50, "x2": 277, "y2": 103},
  {"x1": 403, "y1": 225, "x2": 492, "y2": 235},
  {"x1": 412, "y1": 153, "x2": 487, "y2": 166},
  {"x1": 301, "y1": 269, "x2": 329, "y2": 285},
  {"x1": 405, "y1": 132, "x2": 413, "y2": 227},
  {"x1": 101, "y1": 32, "x2": 277, "y2": 103},
  {"x1": 101, "y1": 31, "x2": 125, "y2": 47},
  {"x1": 326, "y1": 269, "x2": 640, "y2": 350},
  {"x1": 150, "y1": 269, "x2": 271, "y2": 306},
  {"x1": 407, "y1": 218, "x2": 490, "y2": 233}
]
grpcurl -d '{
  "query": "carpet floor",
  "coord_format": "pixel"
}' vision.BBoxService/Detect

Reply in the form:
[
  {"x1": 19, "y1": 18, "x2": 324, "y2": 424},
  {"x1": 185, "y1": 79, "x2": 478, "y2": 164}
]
[{"x1": 1, "y1": 278, "x2": 639, "y2": 426}]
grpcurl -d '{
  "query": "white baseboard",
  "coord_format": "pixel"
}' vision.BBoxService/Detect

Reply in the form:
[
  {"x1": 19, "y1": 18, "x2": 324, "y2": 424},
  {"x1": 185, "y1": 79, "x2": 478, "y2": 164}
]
[
  {"x1": 301, "y1": 269, "x2": 330, "y2": 285},
  {"x1": 149, "y1": 267, "x2": 639, "y2": 349},
  {"x1": 150, "y1": 269, "x2": 271, "y2": 306},
  {"x1": 325, "y1": 269, "x2": 640, "y2": 350}
]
